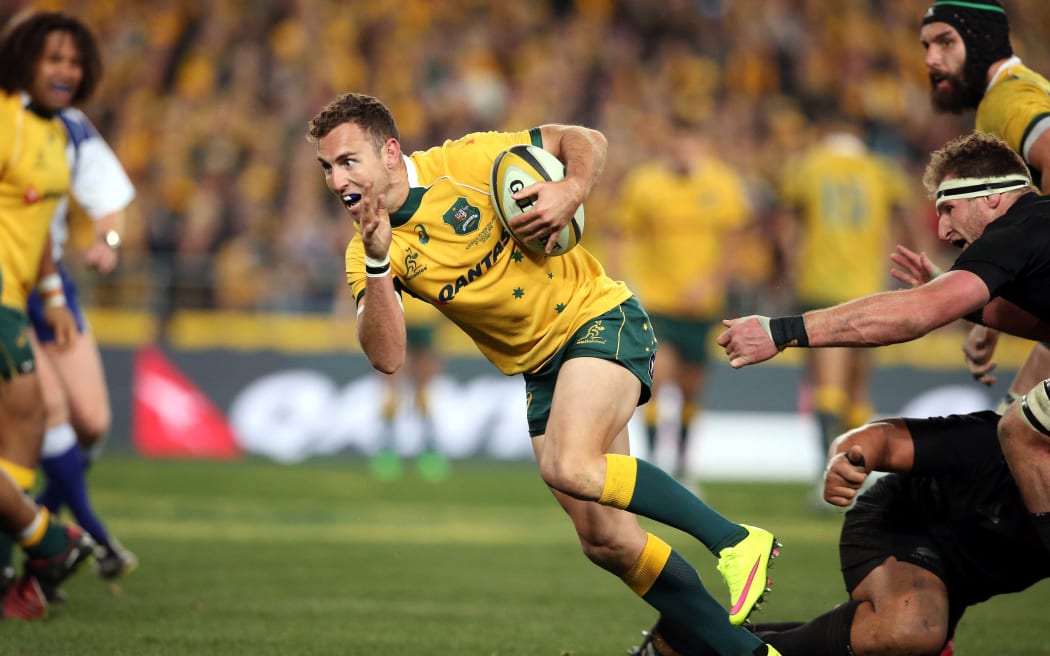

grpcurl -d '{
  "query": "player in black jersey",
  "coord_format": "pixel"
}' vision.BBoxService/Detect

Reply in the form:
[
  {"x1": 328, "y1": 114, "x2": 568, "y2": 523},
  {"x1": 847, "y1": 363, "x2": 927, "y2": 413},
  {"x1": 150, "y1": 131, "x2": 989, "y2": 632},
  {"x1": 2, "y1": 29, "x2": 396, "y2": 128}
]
[{"x1": 630, "y1": 410, "x2": 1050, "y2": 656}]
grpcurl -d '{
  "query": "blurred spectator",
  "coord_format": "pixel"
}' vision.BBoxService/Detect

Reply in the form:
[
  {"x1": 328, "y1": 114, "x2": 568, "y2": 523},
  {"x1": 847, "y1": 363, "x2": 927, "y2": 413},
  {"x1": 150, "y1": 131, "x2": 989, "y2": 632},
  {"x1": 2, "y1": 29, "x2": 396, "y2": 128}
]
[{"x1": 16, "y1": 0, "x2": 1046, "y2": 316}]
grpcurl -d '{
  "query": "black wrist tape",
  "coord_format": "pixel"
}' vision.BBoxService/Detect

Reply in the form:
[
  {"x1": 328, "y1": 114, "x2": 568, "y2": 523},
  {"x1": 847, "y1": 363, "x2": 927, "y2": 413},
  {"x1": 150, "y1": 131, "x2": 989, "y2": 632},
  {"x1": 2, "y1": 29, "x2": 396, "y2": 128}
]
[{"x1": 770, "y1": 315, "x2": 809, "y2": 349}]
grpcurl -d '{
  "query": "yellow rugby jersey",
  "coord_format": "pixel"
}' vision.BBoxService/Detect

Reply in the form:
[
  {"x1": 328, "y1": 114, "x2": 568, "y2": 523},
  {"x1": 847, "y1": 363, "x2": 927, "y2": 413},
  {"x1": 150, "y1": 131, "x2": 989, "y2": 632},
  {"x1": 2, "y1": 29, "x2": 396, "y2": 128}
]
[
  {"x1": 780, "y1": 135, "x2": 911, "y2": 305},
  {"x1": 0, "y1": 92, "x2": 69, "y2": 308},
  {"x1": 977, "y1": 60, "x2": 1050, "y2": 188},
  {"x1": 346, "y1": 129, "x2": 631, "y2": 375},
  {"x1": 617, "y1": 157, "x2": 750, "y2": 318}
]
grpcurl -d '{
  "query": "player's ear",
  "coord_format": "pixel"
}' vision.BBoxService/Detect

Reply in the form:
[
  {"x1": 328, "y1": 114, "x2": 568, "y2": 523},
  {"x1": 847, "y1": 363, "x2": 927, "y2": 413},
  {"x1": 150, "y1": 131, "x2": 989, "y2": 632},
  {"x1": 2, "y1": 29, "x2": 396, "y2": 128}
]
[{"x1": 383, "y1": 138, "x2": 401, "y2": 168}]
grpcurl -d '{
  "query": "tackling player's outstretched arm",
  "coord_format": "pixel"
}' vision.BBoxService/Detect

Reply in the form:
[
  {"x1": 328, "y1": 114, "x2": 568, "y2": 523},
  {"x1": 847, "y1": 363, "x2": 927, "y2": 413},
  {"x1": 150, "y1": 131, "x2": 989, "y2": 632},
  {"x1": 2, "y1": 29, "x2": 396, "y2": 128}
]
[
  {"x1": 718, "y1": 269, "x2": 990, "y2": 368},
  {"x1": 803, "y1": 269, "x2": 989, "y2": 347}
]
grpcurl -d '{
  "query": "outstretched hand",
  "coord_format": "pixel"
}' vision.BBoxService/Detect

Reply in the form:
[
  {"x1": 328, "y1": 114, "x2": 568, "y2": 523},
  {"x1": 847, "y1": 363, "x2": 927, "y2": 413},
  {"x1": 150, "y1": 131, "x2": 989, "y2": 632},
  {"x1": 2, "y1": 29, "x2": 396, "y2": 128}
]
[
  {"x1": 823, "y1": 445, "x2": 869, "y2": 507},
  {"x1": 716, "y1": 315, "x2": 780, "y2": 368},
  {"x1": 889, "y1": 245, "x2": 943, "y2": 288}
]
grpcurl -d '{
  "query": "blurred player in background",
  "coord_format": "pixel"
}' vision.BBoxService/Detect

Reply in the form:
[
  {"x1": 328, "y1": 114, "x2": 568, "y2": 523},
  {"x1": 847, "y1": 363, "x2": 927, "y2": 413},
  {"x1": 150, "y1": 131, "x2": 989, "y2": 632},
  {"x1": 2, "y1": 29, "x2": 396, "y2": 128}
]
[
  {"x1": 0, "y1": 9, "x2": 107, "y2": 617},
  {"x1": 310, "y1": 92, "x2": 782, "y2": 656},
  {"x1": 615, "y1": 115, "x2": 753, "y2": 485},
  {"x1": 370, "y1": 295, "x2": 448, "y2": 482},
  {"x1": 920, "y1": 0, "x2": 1050, "y2": 554},
  {"x1": 774, "y1": 103, "x2": 915, "y2": 509},
  {"x1": 27, "y1": 99, "x2": 138, "y2": 583}
]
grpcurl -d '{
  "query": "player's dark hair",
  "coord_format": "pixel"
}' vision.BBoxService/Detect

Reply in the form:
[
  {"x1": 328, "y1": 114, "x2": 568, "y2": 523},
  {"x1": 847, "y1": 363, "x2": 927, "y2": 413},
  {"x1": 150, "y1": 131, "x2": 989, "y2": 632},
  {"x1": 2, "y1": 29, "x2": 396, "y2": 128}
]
[
  {"x1": 0, "y1": 10, "x2": 103, "y2": 103},
  {"x1": 306, "y1": 93, "x2": 401, "y2": 153},
  {"x1": 923, "y1": 131, "x2": 1029, "y2": 194}
]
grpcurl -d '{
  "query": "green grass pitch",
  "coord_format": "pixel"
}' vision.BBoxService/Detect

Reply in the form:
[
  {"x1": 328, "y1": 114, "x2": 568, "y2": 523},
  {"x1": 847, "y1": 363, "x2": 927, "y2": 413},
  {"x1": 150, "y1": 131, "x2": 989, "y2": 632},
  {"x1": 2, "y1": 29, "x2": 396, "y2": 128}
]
[{"x1": 13, "y1": 457, "x2": 1049, "y2": 655}]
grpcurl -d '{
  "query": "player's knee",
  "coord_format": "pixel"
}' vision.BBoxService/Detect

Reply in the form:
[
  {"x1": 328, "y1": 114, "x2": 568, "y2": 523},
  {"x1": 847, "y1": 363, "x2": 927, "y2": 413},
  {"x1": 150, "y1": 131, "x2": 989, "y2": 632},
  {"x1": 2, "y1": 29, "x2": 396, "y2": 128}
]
[
  {"x1": 864, "y1": 601, "x2": 948, "y2": 655},
  {"x1": 74, "y1": 406, "x2": 112, "y2": 447},
  {"x1": 576, "y1": 525, "x2": 636, "y2": 573},
  {"x1": 537, "y1": 450, "x2": 597, "y2": 500}
]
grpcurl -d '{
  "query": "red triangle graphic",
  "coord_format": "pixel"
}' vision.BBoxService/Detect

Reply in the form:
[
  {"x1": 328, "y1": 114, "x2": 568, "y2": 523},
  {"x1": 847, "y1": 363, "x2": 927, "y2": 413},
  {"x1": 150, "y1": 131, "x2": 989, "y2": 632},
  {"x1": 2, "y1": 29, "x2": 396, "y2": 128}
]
[{"x1": 131, "y1": 346, "x2": 242, "y2": 459}]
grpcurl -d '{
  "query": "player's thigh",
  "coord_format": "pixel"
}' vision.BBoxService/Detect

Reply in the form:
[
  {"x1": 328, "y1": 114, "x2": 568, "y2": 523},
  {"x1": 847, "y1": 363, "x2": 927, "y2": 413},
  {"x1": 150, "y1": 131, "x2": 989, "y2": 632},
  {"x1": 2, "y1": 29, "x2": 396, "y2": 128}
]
[
  {"x1": 0, "y1": 373, "x2": 46, "y2": 464},
  {"x1": 42, "y1": 328, "x2": 111, "y2": 438},
  {"x1": 533, "y1": 429, "x2": 647, "y2": 572},
  {"x1": 547, "y1": 357, "x2": 640, "y2": 455},
  {"x1": 28, "y1": 331, "x2": 70, "y2": 425},
  {"x1": 850, "y1": 557, "x2": 949, "y2": 653}
]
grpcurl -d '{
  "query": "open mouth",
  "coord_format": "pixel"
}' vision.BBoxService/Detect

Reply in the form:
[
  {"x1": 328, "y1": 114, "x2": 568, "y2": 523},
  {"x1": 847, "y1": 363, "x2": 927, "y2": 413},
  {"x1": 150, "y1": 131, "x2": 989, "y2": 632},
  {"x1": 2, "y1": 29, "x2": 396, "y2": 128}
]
[{"x1": 341, "y1": 193, "x2": 361, "y2": 210}]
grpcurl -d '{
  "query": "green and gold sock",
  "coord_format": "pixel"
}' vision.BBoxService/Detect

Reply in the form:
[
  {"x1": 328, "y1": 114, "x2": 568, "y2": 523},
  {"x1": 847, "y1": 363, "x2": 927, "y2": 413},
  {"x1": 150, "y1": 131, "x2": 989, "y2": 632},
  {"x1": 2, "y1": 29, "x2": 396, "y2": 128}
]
[
  {"x1": 600, "y1": 454, "x2": 745, "y2": 553},
  {"x1": 622, "y1": 533, "x2": 763, "y2": 655}
]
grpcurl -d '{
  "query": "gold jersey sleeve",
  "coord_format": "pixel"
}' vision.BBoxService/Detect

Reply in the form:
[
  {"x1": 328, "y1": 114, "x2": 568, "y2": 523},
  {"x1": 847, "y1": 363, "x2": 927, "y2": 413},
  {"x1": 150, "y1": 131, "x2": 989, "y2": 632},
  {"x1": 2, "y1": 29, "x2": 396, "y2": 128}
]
[
  {"x1": 977, "y1": 62, "x2": 1050, "y2": 181},
  {"x1": 0, "y1": 93, "x2": 70, "y2": 309},
  {"x1": 346, "y1": 128, "x2": 631, "y2": 375},
  {"x1": 617, "y1": 158, "x2": 750, "y2": 317},
  {"x1": 780, "y1": 143, "x2": 910, "y2": 305}
]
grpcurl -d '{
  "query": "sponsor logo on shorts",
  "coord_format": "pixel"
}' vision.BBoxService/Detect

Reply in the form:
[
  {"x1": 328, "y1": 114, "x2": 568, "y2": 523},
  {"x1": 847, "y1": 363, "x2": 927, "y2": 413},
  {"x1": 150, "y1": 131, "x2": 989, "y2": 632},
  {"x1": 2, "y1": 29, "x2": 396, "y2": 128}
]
[{"x1": 576, "y1": 321, "x2": 607, "y2": 345}]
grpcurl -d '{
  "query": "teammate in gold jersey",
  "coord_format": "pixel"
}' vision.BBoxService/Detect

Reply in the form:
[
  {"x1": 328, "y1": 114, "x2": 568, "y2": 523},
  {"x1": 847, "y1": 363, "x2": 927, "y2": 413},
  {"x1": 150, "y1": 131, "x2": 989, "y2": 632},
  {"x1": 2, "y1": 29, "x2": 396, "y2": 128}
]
[
  {"x1": 0, "y1": 10, "x2": 101, "y2": 618},
  {"x1": 616, "y1": 117, "x2": 752, "y2": 484},
  {"x1": 777, "y1": 108, "x2": 914, "y2": 507},
  {"x1": 308, "y1": 93, "x2": 782, "y2": 656},
  {"x1": 920, "y1": 0, "x2": 1050, "y2": 559}
]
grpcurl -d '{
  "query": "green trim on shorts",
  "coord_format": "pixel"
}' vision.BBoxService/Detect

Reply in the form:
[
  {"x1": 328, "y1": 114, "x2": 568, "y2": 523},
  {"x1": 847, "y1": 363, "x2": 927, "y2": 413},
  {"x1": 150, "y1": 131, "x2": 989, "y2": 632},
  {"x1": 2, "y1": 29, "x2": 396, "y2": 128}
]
[
  {"x1": 0, "y1": 305, "x2": 35, "y2": 380},
  {"x1": 648, "y1": 314, "x2": 714, "y2": 365},
  {"x1": 523, "y1": 296, "x2": 658, "y2": 437}
]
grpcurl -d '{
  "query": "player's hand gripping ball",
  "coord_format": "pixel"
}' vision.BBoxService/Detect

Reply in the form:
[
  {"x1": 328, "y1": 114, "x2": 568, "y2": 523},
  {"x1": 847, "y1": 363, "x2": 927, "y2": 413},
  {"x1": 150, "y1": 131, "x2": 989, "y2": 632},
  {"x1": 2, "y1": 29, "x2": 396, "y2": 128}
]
[{"x1": 490, "y1": 144, "x2": 585, "y2": 256}]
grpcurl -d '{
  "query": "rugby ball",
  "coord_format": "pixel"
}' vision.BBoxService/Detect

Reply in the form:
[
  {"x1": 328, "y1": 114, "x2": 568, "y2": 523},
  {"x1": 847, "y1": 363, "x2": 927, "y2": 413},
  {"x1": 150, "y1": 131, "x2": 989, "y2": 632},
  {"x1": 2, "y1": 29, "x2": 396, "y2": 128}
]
[{"x1": 490, "y1": 144, "x2": 585, "y2": 256}]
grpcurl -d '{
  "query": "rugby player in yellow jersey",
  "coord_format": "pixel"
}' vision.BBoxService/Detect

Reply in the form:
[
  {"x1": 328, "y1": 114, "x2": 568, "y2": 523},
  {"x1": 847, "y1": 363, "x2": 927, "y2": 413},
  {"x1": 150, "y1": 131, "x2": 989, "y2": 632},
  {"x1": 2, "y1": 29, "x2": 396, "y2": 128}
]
[
  {"x1": 0, "y1": 10, "x2": 100, "y2": 617},
  {"x1": 919, "y1": 0, "x2": 1050, "y2": 560},
  {"x1": 308, "y1": 93, "x2": 782, "y2": 656},
  {"x1": 615, "y1": 116, "x2": 752, "y2": 484},
  {"x1": 776, "y1": 107, "x2": 914, "y2": 508}
]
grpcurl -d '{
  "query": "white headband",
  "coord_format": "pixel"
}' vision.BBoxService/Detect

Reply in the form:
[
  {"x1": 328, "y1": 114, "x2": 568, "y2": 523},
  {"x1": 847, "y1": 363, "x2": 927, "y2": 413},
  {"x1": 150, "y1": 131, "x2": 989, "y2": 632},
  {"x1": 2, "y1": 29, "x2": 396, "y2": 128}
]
[{"x1": 935, "y1": 175, "x2": 1031, "y2": 210}]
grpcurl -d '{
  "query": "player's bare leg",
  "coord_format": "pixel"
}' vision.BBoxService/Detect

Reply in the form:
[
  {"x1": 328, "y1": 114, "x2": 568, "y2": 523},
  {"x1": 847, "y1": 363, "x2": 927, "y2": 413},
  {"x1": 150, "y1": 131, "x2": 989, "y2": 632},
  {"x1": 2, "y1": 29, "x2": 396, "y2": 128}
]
[
  {"x1": 999, "y1": 382, "x2": 1050, "y2": 551},
  {"x1": 534, "y1": 414, "x2": 766, "y2": 655},
  {"x1": 848, "y1": 558, "x2": 950, "y2": 655},
  {"x1": 37, "y1": 329, "x2": 111, "y2": 451}
]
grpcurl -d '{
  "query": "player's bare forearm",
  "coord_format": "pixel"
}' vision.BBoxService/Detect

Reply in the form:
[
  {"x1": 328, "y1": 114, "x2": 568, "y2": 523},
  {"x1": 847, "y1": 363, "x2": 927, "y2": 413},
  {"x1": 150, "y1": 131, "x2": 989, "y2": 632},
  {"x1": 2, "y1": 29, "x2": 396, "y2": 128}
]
[
  {"x1": 538, "y1": 124, "x2": 607, "y2": 203},
  {"x1": 357, "y1": 280, "x2": 406, "y2": 374},
  {"x1": 824, "y1": 419, "x2": 915, "y2": 506},
  {"x1": 806, "y1": 272, "x2": 987, "y2": 347}
]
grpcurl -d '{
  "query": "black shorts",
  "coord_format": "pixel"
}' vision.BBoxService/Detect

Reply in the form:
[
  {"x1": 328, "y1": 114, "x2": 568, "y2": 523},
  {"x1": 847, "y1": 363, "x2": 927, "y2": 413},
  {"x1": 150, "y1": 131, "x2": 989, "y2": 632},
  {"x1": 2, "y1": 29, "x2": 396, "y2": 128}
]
[{"x1": 839, "y1": 411, "x2": 1050, "y2": 635}]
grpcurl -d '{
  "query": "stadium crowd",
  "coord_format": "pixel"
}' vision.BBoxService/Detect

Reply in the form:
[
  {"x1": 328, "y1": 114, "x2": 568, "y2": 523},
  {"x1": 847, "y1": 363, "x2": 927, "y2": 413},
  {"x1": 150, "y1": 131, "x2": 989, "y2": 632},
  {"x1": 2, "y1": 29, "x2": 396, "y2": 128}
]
[{"x1": 5, "y1": 0, "x2": 1049, "y2": 317}]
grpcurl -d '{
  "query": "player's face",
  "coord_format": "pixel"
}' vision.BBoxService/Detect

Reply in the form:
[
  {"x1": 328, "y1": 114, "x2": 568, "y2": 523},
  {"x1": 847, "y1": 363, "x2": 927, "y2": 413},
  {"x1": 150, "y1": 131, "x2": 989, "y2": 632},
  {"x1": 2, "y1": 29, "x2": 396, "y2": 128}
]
[
  {"x1": 921, "y1": 22, "x2": 968, "y2": 113},
  {"x1": 936, "y1": 193, "x2": 989, "y2": 250},
  {"x1": 30, "y1": 30, "x2": 83, "y2": 113},
  {"x1": 316, "y1": 121, "x2": 393, "y2": 217}
]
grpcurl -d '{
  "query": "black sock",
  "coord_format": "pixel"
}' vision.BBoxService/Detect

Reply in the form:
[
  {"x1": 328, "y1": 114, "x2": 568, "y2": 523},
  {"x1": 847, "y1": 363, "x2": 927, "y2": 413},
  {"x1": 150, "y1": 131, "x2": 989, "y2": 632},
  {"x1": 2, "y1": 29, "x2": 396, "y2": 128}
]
[
  {"x1": 749, "y1": 621, "x2": 806, "y2": 632},
  {"x1": 1031, "y1": 512, "x2": 1050, "y2": 552},
  {"x1": 757, "y1": 600, "x2": 860, "y2": 656}
]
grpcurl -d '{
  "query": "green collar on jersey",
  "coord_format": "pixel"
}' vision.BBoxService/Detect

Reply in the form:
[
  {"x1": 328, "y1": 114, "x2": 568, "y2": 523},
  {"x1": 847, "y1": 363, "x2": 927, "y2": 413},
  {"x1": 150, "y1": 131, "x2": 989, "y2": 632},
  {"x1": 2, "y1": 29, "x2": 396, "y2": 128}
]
[{"x1": 389, "y1": 187, "x2": 427, "y2": 228}]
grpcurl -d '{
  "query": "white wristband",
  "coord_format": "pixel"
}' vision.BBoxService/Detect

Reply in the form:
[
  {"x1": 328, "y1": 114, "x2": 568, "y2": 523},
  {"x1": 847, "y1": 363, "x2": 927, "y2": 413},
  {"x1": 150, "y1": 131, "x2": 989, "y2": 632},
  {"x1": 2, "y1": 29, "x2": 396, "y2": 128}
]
[
  {"x1": 37, "y1": 273, "x2": 62, "y2": 294},
  {"x1": 365, "y1": 253, "x2": 391, "y2": 278},
  {"x1": 44, "y1": 294, "x2": 67, "y2": 308}
]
